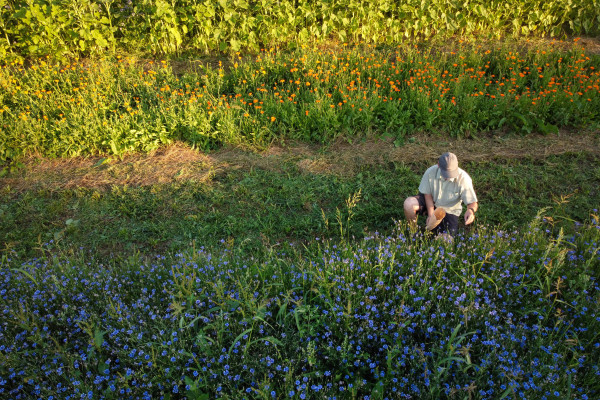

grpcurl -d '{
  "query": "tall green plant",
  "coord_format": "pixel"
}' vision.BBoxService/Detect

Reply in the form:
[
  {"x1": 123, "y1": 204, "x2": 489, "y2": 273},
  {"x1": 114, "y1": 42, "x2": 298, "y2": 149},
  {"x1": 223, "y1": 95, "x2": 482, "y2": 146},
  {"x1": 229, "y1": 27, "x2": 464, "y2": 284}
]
[
  {"x1": 0, "y1": 0, "x2": 117, "y2": 59},
  {"x1": 1, "y1": 0, "x2": 599, "y2": 60}
]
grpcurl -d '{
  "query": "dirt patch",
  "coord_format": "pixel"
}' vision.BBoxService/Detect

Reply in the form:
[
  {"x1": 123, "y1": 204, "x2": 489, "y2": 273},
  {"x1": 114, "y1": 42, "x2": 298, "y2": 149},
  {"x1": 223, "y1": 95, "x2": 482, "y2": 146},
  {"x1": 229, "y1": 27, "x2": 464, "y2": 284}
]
[{"x1": 2, "y1": 130, "x2": 598, "y2": 193}]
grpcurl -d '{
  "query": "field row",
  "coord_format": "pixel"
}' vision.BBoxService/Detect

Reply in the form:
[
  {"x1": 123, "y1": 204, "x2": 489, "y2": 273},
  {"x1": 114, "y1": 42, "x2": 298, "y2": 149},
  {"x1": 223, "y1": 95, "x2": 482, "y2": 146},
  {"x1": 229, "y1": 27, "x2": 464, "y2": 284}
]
[
  {"x1": 2, "y1": 43, "x2": 600, "y2": 167},
  {"x1": 1, "y1": 0, "x2": 598, "y2": 59},
  {"x1": 2, "y1": 213, "x2": 599, "y2": 398}
]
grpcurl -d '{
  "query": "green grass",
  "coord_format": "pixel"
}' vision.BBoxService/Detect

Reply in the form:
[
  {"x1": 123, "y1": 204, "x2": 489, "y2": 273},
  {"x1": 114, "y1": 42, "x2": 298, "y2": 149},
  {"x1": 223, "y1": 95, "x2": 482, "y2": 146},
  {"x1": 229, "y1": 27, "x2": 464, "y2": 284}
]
[{"x1": 2, "y1": 152, "x2": 598, "y2": 262}]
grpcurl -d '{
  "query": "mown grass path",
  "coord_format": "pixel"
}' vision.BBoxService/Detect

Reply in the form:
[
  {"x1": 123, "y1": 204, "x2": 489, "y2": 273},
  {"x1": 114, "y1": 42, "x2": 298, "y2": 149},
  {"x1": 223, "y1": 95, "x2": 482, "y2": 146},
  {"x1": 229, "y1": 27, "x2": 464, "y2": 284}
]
[
  {"x1": 1, "y1": 131, "x2": 599, "y2": 260},
  {"x1": 2, "y1": 131, "x2": 598, "y2": 192}
]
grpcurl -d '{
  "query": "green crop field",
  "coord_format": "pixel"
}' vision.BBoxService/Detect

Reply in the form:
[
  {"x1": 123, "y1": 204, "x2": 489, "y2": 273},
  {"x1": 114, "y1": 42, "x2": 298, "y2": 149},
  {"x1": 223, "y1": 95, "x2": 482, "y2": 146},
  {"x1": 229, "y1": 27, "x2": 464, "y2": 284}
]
[
  {"x1": 1, "y1": 3, "x2": 600, "y2": 399},
  {"x1": 1, "y1": 0, "x2": 599, "y2": 59}
]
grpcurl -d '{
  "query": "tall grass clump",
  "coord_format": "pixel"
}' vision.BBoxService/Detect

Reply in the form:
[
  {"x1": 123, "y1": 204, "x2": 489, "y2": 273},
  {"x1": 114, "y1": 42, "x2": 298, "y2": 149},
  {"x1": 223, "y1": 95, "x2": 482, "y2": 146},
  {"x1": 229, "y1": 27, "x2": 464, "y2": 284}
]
[
  {"x1": 2, "y1": 43, "x2": 600, "y2": 168},
  {"x1": 1, "y1": 211, "x2": 599, "y2": 398}
]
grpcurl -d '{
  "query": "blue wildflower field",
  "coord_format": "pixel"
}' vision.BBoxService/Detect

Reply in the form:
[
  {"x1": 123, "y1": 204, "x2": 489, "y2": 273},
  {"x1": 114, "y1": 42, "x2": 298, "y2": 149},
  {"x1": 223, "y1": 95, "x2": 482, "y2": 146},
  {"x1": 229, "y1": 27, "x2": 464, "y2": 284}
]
[{"x1": 1, "y1": 213, "x2": 599, "y2": 399}]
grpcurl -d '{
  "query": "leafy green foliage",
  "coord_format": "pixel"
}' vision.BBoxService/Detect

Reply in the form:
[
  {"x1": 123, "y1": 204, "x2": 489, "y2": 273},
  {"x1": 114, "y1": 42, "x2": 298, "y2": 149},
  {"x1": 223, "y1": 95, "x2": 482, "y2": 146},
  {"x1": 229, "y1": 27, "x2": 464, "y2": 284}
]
[{"x1": 1, "y1": 0, "x2": 599, "y2": 59}]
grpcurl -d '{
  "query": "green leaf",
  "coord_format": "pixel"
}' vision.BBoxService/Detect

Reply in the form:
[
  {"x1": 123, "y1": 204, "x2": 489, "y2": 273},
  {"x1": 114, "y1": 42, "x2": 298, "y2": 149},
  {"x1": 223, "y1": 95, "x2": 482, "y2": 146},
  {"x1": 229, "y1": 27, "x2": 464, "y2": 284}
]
[
  {"x1": 11, "y1": 267, "x2": 38, "y2": 286},
  {"x1": 234, "y1": 0, "x2": 249, "y2": 9},
  {"x1": 98, "y1": 361, "x2": 108, "y2": 374},
  {"x1": 92, "y1": 157, "x2": 111, "y2": 167},
  {"x1": 230, "y1": 39, "x2": 241, "y2": 51},
  {"x1": 252, "y1": 335, "x2": 283, "y2": 347},
  {"x1": 184, "y1": 376, "x2": 208, "y2": 399},
  {"x1": 499, "y1": 386, "x2": 515, "y2": 399},
  {"x1": 370, "y1": 380, "x2": 384, "y2": 399},
  {"x1": 109, "y1": 140, "x2": 119, "y2": 155},
  {"x1": 298, "y1": 27, "x2": 309, "y2": 42},
  {"x1": 94, "y1": 328, "x2": 105, "y2": 349},
  {"x1": 229, "y1": 328, "x2": 252, "y2": 356},
  {"x1": 537, "y1": 120, "x2": 559, "y2": 135},
  {"x1": 513, "y1": 112, "x2": 528, "y2": 127},
  {"x1": 276, "y1": 299, "x2": 289, "y2": 323}
]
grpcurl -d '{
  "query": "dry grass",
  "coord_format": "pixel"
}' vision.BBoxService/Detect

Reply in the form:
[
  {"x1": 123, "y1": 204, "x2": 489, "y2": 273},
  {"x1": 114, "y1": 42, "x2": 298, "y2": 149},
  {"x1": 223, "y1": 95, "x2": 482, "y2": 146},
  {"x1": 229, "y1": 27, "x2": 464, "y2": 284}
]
[
  {"x1": 311, "y1": 129, "x2": 600, "y2": 175},
  {"x1": 2, "y1": 143, "x2": 215, "y2": 192},
  {"x1": 2, "y1": 130, "x2": 598, "y2": 193}
]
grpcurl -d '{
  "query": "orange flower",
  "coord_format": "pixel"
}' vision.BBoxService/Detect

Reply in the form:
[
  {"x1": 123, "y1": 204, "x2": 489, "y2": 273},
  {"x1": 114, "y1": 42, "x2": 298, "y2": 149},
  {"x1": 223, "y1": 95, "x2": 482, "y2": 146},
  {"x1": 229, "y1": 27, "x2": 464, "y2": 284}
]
[{"x1": 270, "y1": 116, "x2": 276, "y2": 122}]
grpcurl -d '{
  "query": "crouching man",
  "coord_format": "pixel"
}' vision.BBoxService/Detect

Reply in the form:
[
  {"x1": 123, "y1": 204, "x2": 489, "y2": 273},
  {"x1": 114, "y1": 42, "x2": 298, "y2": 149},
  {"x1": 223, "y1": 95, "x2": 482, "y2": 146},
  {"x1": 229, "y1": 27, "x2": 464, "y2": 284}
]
[{"x1": 404, "y1": 152, "x2": 478, "y2": 236}]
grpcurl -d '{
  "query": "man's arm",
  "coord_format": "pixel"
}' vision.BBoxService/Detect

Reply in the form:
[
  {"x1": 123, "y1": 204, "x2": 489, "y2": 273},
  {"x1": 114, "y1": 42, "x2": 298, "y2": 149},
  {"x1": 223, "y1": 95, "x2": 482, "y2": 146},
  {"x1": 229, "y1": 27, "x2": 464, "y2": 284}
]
[
  {"x1": 424, "y1": 193, "x2": 435, "y2": 216},
  {"x1": 464, "y1": 202, "x2": 478, "y2": 225},
  {"x1": 424, "y1": 193, "x2": 436, "y2": 226}
]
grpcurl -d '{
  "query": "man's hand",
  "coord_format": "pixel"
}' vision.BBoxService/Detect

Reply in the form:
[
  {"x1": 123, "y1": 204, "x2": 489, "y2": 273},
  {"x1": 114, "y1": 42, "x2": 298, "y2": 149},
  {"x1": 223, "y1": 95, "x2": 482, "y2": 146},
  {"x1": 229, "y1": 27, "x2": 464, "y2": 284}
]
[
  {"x1": 426, "y1": 213, "x2": 437, "y2": 228},
  {"x1": 464, "y1": 209, "x2": 475, "y2": 225}
]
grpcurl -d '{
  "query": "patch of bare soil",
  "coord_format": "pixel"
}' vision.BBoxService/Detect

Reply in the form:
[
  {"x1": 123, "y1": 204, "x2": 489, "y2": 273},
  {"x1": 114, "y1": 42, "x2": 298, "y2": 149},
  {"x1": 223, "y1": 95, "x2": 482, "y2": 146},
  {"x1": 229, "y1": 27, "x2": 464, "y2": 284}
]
[{"x1": 2, "y1": 131, "x2": 599, "y2": 193}]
